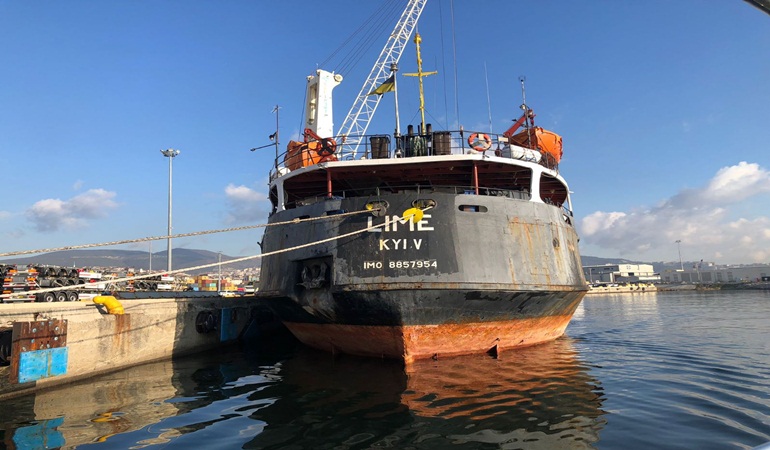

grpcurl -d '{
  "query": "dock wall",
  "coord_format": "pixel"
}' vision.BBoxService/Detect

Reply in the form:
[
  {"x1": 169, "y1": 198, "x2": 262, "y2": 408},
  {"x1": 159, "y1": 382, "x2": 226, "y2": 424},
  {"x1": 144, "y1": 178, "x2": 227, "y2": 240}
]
[
  {"x1": 0, "y1": 296, "x2": 275, "y2": 398},
  {"x1": 586, "y1": 283, "x2": 657, "y2": 294}
]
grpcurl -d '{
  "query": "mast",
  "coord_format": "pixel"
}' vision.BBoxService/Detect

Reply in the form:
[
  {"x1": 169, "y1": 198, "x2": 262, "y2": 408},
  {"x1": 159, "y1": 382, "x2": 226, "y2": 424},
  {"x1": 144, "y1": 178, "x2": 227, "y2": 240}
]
[
  {"x1": 391, "y1": 62, "x2": 401, "y2": 137},
  {"x1": 403, "y1": 32, "x2": 437, "y2": 134}
]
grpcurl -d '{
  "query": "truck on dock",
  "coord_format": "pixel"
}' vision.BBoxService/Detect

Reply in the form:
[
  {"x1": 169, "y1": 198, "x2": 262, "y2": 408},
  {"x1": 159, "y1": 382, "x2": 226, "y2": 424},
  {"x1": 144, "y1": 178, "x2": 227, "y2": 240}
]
[
  {"x1": 1, "y1": 264, "x2": 106, "y2": 303},
  {"x1": 1, "y1": 265, "x2": 180, "y2": 303},
  {"x1": 133, "y1": 274, "x2": 175, "y2": 291}
]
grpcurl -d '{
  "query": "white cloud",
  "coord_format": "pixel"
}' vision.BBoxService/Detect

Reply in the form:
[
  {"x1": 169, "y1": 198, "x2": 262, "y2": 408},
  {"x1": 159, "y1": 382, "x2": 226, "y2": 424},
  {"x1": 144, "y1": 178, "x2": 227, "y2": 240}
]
[
  {"x1": 26, "y1": 189, "x2": 118, "y2": 232},
  {"x1": 703, "y1": 161, "x2": 770, "y2": 203},
  {"x1": 224, "y1": 184, "x2": 269, "y2": 224},
  {"x1": 579, "y1": 162, "x2": 770, "y2": 264}
]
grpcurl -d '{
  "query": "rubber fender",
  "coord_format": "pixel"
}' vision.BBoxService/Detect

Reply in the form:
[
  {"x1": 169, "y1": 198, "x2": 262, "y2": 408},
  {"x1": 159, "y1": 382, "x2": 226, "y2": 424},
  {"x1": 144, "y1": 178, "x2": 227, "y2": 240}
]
[
  {"x1": 195, "y1": 311, "x2": 218, "y2": 334},
  {"x1": 93, "y1": 295, "x2": 124, "y2": 315},
  {"x1": 0, "y1": 330, "x2": 11, "y2": 365}
]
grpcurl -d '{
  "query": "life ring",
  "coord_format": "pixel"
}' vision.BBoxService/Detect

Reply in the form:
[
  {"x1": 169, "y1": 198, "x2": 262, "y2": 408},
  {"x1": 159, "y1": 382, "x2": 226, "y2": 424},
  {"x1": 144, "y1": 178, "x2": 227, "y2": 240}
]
[
  {"x1": 317, "y1": 138, "x2": 337, "y2": 157},
  {"x1": 468, "y1": 133, "x2": 492, "y2": 152}
]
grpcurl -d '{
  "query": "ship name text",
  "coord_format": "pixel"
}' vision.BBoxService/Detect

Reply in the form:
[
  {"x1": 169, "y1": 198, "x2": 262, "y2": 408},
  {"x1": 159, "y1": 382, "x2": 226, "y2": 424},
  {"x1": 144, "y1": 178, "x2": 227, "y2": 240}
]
[
  {"x1": 367, "y1": 214, "x2": 434, "y2": 233},
  {"x1": 379, "y1": 238, "x2": 422, "y2": 251}
]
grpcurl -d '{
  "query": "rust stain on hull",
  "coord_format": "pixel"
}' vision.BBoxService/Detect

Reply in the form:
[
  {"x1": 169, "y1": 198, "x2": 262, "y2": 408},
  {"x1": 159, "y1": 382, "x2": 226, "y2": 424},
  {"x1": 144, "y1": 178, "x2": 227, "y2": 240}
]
[{"x1": 284, "y1": 313, "x2": 576, "y2": 365}]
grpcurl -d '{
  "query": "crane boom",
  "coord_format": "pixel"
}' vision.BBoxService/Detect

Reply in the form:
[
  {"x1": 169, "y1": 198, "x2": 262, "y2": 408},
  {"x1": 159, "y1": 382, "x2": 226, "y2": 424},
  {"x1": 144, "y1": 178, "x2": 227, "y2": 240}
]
[{"x1": 336, "y1": 0, "x2": 427, "y2": 154}]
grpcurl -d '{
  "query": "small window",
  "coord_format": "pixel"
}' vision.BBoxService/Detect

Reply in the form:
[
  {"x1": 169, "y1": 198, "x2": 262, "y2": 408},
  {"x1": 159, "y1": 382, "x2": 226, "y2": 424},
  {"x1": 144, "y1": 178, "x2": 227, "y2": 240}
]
[{"x1": 459, "y1": 205, "x2": 488, "y2": 213}]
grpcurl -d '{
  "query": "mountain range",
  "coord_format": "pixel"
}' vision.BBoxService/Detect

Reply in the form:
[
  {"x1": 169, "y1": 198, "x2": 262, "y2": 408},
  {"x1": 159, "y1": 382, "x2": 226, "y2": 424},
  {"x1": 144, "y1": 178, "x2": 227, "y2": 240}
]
[{"x1": 0, "y1": 249, "x2": 260, "y2": 275}]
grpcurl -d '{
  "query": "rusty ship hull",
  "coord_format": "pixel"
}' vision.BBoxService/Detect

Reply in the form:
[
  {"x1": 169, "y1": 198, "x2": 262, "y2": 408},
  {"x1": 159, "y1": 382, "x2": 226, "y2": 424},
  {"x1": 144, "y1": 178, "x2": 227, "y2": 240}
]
[{"x1": 258, "y1": 177, "x2": 587, "y2": 363}]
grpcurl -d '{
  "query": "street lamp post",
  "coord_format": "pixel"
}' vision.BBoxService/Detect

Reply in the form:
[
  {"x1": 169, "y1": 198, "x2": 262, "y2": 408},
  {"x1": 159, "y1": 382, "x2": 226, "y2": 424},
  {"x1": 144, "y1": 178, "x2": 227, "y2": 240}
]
[
  {"x1": 675, "y1": 239, "x2": 683, "y2": 271},
  {"x1": 218, "y1": 251, "x2": 222, "y2": 293},
  {"x1": 160, "y1": 149, "x2": 180, "y2": 272}
]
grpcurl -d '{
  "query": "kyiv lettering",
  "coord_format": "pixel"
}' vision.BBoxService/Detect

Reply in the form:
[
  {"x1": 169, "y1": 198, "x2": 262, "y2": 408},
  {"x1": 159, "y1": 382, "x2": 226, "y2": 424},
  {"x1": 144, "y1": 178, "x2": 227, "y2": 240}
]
[{"x1": 379, "y1": 238, "x2": 423, "y2": 251}]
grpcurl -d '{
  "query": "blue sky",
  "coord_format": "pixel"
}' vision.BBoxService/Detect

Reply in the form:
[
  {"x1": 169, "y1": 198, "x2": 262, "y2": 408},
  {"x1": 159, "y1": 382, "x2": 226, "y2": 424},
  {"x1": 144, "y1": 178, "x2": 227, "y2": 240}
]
[{"x1": 1, "y1": 1, "x2": 769, "y2": 266}]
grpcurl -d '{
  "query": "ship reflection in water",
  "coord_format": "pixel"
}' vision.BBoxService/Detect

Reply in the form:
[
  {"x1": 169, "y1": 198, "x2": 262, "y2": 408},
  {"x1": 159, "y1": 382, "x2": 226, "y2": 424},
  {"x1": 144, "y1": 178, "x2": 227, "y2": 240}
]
[
  {"x1": 251, "y1": 337, "x2": 606, "y2": 449},
  {"x1": 0, "y1": 336, "x2": 606, "y2": 449}
]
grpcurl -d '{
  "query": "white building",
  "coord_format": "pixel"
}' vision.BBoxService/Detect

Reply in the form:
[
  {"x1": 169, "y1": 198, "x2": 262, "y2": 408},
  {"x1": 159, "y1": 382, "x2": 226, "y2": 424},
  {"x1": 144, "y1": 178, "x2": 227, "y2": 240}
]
[
  {"x1": 583, "y1": 264, "x2": 659, "y2": 284},
  {"x1": 662, "y1": 264, "x2": 770, "y2": 284}
]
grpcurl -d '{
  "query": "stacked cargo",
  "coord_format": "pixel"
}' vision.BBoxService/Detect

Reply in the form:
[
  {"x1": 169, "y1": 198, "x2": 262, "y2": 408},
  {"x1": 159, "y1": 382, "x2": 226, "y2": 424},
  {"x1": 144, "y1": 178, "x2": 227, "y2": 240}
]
[
  {"x1": 1, "y1": 265, "x2": 38, "y2": 302},
  {"x1": 1, "y1": 264, "x2": 105, "y2": 303}
]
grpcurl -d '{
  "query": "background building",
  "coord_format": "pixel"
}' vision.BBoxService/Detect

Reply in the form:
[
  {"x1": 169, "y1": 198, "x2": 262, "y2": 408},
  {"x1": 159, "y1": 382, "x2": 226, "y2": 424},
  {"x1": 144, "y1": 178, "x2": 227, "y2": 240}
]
[
  {"x1": 583, "y1": 264, "x2": 660, "y2": 284},
  {"x1": 662, "y1": 264, "x2": 770, "y2": 284}
]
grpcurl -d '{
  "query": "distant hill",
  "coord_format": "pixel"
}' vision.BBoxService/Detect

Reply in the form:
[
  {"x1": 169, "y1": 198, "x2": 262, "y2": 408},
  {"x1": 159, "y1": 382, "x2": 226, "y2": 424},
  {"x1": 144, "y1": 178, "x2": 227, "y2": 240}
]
[
  {"x1": 0, "y1": 248, "x2": 259, "y2": 274},
  {"x1": 580, "y1": 255, "x2": 637, "y2": 267}
]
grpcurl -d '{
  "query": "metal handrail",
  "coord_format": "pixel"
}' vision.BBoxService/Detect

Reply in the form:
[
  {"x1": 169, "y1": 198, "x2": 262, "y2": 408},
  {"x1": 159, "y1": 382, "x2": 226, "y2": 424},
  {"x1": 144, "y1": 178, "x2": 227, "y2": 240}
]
[{"x1": 270, "y1": 129, "x2": 560, "y2": 177}]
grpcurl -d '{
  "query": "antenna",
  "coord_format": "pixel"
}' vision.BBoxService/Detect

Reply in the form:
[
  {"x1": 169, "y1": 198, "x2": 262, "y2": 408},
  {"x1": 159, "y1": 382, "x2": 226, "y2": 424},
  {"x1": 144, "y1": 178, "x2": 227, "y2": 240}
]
[
  {"x1": 516, "y1": 76, "x2": 535, "y2": 149},
  {"x1": 250, "y1": 105, "x2": 281, "y2": 157},
  {"x1": 272, "y1": 104, "x2": 280, "y2": 161},
  {"x1": 485, "y1": 62, "x2": 492, "y2": 133}
]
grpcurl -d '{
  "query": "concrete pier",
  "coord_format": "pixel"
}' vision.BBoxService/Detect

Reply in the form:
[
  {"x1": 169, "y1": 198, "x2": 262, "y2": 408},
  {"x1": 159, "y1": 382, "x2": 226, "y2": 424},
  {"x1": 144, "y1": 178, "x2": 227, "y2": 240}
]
[
  {"x1": 586, "y1": 283, "x2": 658, "y2": 294},
  {"x1": 0, "y1": 296, "x2": 277, "y2": 398}
]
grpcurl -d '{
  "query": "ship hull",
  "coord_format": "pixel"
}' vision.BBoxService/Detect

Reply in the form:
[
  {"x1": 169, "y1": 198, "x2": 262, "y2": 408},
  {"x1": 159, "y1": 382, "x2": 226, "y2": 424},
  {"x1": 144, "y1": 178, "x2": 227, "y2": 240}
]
[
  {"x1": 262, "y1": 287, "x2": 584, "y2": 363},
  {"x1": 258, "y1": 188, "x2": 587, "y2": 363}
]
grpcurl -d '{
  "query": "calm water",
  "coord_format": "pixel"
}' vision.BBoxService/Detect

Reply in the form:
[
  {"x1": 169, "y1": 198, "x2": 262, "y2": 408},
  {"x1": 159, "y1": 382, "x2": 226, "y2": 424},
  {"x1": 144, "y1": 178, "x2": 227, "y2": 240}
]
[{"x1": 1, "y1": 291, "x2": 770, "y2": 449}]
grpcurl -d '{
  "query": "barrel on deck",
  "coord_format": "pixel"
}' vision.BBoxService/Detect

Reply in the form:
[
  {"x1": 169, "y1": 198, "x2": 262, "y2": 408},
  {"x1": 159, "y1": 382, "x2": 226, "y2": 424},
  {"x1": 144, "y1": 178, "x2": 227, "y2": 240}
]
[
  {"x1": 369, "y1": 135, "x2": 390, "y2": 159},
  {"x1": 433, "y1": 131, "x2": 451, "y2": 155}
]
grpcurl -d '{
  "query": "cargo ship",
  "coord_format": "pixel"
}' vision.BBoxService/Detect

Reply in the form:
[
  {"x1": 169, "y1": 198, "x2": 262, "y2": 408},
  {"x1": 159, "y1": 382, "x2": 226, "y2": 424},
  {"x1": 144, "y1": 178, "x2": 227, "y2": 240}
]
[{"x1": 257, "y1": 0, "x2": 587, "y2": 363}]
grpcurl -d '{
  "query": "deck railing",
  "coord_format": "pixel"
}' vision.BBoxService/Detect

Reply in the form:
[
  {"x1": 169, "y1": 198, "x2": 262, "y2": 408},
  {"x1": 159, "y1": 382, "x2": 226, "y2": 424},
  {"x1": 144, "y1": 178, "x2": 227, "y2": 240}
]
[{"x1": 271, "y1": 129, "x2": 560, "y2": 178}]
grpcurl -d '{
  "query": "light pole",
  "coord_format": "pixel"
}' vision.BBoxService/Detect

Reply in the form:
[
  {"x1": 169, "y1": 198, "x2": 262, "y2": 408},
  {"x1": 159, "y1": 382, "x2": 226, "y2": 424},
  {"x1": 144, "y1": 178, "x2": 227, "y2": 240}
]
[
  {"x1": 218, "y1": 251, "x2": 222, "y2": 293},
  {"x1": 675, "y1": 240, "x2": 683, "y2": 271},
  {"x1": 160, "y1": 149, "x2": 180, "y2": 272}
]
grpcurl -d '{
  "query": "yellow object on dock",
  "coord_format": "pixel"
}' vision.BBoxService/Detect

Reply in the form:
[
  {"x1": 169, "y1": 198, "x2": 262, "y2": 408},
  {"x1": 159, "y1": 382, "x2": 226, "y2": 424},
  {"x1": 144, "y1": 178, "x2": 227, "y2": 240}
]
[{"x1": 93, "y1": 295, "x2": 124, "y2": 314}]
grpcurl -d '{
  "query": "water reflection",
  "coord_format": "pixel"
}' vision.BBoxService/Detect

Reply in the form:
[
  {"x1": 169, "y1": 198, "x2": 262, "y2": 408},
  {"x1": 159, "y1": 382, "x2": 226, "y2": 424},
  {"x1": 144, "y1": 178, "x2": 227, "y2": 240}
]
[
  {"x1": 0, "y1": 336, "x2": 606, "y2": 449},
  {"x1": 248, "y1": 337, "x2": 606, "y2": 449},
  {"x1": 0, "y1": 341, "x2": 281, "y2": 449},
  {"x1": 0, "y1": 358, "x2": 182, "y2": 448}
]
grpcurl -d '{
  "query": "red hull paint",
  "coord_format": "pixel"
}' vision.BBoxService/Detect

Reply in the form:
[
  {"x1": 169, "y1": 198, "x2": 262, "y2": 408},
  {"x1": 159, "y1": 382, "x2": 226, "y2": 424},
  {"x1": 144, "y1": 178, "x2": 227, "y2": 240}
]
[{"x1": 284, "y1": 313, "x2": 577, "y2": 364}]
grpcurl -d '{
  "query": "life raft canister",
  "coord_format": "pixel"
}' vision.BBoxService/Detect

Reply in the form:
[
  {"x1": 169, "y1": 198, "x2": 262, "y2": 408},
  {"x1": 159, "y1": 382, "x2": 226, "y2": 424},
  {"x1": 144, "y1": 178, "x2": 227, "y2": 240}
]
[{"x1": 467, "y1": 133, "x2": 492, "y2": 152}]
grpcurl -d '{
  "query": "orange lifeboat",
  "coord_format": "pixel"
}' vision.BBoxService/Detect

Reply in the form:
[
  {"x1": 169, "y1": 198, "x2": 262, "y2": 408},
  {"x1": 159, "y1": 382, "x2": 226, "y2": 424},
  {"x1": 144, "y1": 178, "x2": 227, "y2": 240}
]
[
  {"x1": 285, "y1": 141, "x2": 324, "y2": 170},
  {"x1": 285, "y1": 137, "x2": 338, "y2": 171},
  {"x1": 509, "y1": 126, "x2": 563, "y2": 165}
]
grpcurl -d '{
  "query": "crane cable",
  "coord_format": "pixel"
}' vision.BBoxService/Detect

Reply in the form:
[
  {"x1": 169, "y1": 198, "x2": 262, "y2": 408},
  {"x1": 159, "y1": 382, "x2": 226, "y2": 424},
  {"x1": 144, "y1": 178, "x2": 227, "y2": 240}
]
[{"x1": 325, "y1": 0, "x2": 402, "y2": 76}]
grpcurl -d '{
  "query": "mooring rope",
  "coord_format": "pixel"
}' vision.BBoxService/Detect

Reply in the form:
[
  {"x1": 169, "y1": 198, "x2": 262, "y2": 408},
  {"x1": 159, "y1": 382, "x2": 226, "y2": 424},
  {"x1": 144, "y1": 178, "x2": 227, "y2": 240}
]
[
  {"x1": 0, "y1": 209, "x2": 372, "y2": 258},
  {"x1": 0, "y1": 206, "x2": 431, "y2": 300}
]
